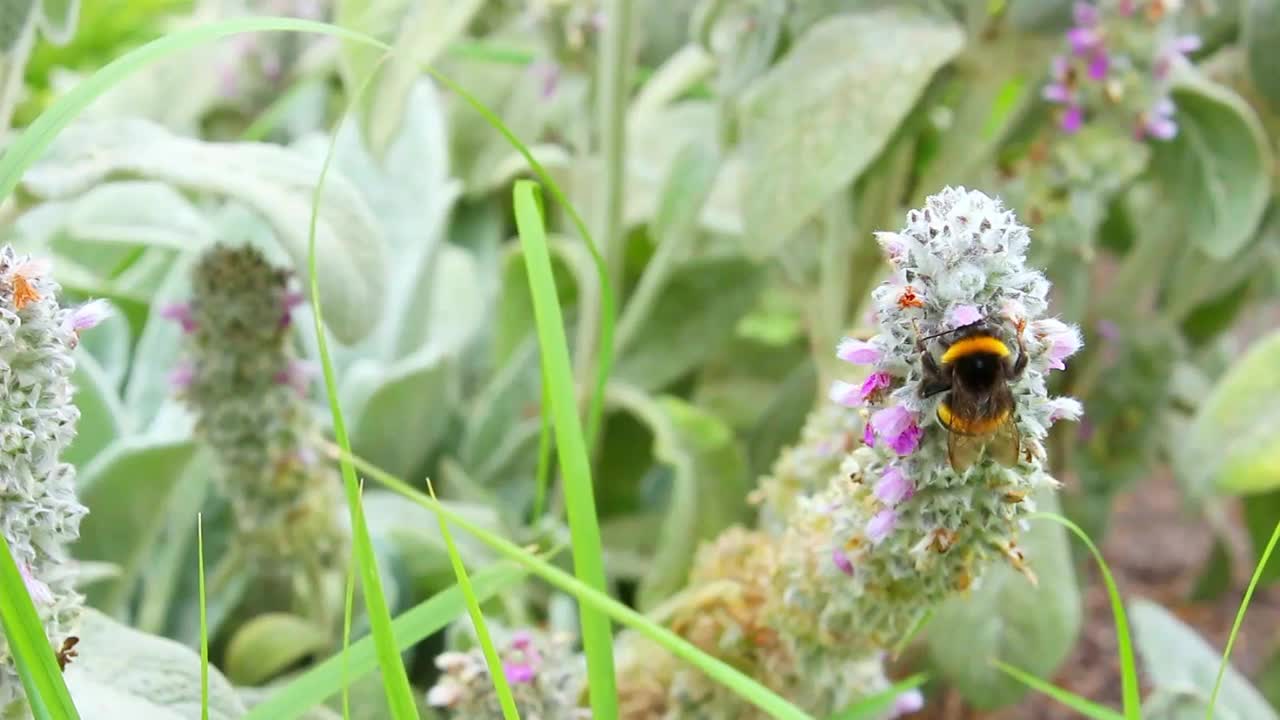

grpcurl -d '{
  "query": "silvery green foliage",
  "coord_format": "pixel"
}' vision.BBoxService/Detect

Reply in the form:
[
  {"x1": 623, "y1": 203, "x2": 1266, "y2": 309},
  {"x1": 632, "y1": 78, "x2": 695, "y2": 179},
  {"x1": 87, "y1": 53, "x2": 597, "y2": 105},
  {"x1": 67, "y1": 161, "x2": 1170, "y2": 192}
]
[
  {"x1": 771, "y1": 187, "x2": 1083, "y2": 655},
  {"x1": 0, "y1": 247, "x2": 103, "y2": 716},
  {"x1": 172, "y1": 244, "x2": 344, "y2": 582},
  {"x1": 426, "y1": 625, "x2": 589, "y2": 719}
]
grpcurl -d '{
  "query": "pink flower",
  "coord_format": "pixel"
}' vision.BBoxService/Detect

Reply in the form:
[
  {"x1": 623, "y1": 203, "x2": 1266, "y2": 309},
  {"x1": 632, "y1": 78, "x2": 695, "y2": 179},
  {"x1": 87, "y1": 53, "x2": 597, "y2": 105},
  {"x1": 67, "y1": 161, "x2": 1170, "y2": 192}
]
[
  {"x1": 829, "y1": 380, "x2": 861, "y2": 408},
  {"x1": 870, "y1": 406, "x2": 923, "y2": 455},
  {"x1": 1066, "y1": 27, "x2": 1102, "y2": 55},
  {"x1": 160, "y1": 303, "x2": 197, "y2": 333},
  {"x1": 168, "y1": 362, "x2": 195, "y2": 391},
  {"x1": 1118, "y1": 0, "x2": 1135, "y2": 15},
  {"x1": 867, "y1": 509, "x2": 897, "y2": 544},
  {"x1": 832, "y1": 547, "x2": 854, "y2": 576},
  {"x1": 19, "y1": 562, "x2": 53, "y2": 606},
  {"x1": 891, "y1": 688, "x2": 925, "y2": 717},
  {"x1": 1141, "y1": 98, "x2": 1178, "y2": 140},
  {"x1": 837, "y1": 337, "x2": 881, "y2": 365},
  {"x1": 1035, "y1": 318, "x2": 1082, "y2": 370},
  {"x1": 1042, "y1": 83, "x2": 1072, "y2": 103},
  {"x1": 1061, "y1": 104, "x2": 1084, "y2": 133},
  {"x1": 1048, "y1": 397, "x2": 1084, "y2": 423},
  {"x1": 504, "y1": 662, "x2": 537, "y2": 684},
  {"x1": 66, "y1": 299, "x2": 112, "y2": 333},
  {"x1": 1072, "y1": 2, "x2": 1099, "y2": 27},
  {"x1": 280, "y1": 290, "x2": 305, "y2": 327},
  {"x1": 947, "y1": 304, "x2": 983, "y2": 328},
  {"x1": 875, "y1": 231, "x2": 906, "y2": 260},
  {"x1": 275, "y1": 360, "x2": 316, "y2": 396},
  {"x1": 874, "y1": 466, "x2": 914, "y2": 505},
  {"x1": 862, "y1": 422, "x2": 876, "y2": 448},
  {"x1": 1087, "y1": 52, "x2": 1109, "y2": 81},
  {"x1": 858, "y1": 372, "x2": 894, "y2": 403}
]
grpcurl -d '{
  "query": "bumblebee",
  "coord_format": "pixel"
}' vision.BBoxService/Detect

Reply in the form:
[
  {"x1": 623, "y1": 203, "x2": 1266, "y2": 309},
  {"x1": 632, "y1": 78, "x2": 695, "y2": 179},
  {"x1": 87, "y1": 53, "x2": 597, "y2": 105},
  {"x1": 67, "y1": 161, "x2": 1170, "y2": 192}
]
[{"x1": 917, "y1": 318, "x2": 1026, "y2": 471}]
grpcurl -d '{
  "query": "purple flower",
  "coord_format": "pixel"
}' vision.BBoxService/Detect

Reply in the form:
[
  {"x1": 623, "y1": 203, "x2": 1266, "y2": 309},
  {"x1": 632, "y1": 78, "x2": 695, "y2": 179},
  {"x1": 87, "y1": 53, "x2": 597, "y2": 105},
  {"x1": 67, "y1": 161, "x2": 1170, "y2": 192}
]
[
  {"x1": 1172, "y1": 34, "x2": 1203, "y2": 55},
  {"x1": 862, "y1": 421, "x2": 876, "y2": 448},
  {"x1": 529, "y1": 60, "x2": 562, "y2": 99},
  {"x1": 275, "y1": 360, "x2": 316, "y2": 396},
  {"x1": 874, "y1": 231, "x2": 906, "y2": 259},
  {"x1": 866, "y1": 509, "x2": 897, "y2": 545},
  {"x1": 1141, "y1": 103, "x2": 1178, "y2": 140},
  {"x1": 1072, "y1": 2, "x2": 1099, "y2": 27},
  {"x1": 1067, "y1": 27, "x2": 1102, "y2": 56},
  {"x1": 858, "y1": 372, "x2": 894, "y2": 403},
  {"x1": 1096, "y1": 319, "x2": 1120, "y2": 342},
  {"x1": 891, "y1": 688, "x2": 925, "y2": 717},
  {"x1": 874, "y1": 466, "x2": 914, "y2": 505},
  {"x1": 947, "y1": 304, "x2": 983, "y2": 328},
  {"x1": 1048, "y1": 397, "x2": 1084, "y2": 423},
  {"x1": 281, "y1": 290, "x2": 305, "y2": 327},
  {"x1": 168, "y1": 362, "x2": 195, "y2": 391},
  {"x1": 1118, "y1": 0, "x2": 1135, "y2": 16},
  {"x1": 1042, "y1": 82, "x2": 1073, "y2": 104},
  {"x1": 837, "y1": 337, "x2": 881, "y2": 365},
  {"x1": 832, "y1": 547, "x2": 855, "y2": 576},
  {"x1": 829, "y1": 380, "x2": 862, "y2": 408},
  {"x1": 1061, "y1": 104, "x2": 1085, "y2": 133},
  {"x1": 870, "y1": 406, "x2": 923, "y2": 455},
  {"x1": 504, "y1": 661, "x2": 537, "y2": 684},
  {"x1": 160, "y1": 303, "x2": 197, "y2": 333},
  {"x1": 66, "y1": 299, "x2": 112, "y2": 334},
  {"x1": 1087, "y1": 51, "x2": 1110, "y2": 81},
  {"x1": 18, "y1": 562, "x2": 53, "y2": 606},
  {"x1": 1035, "y1": 318, "x2": 1083, "y2": 370}
]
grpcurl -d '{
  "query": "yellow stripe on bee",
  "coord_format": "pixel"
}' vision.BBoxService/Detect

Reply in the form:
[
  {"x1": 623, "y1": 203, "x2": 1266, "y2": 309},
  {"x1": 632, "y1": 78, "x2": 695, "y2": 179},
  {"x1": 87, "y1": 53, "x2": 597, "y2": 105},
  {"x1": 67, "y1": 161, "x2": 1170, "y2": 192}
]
[
  {"x1": 937, "y1": 402, "x2": 1010, "y2": 435},
  {"x1": 941, "y1": 335, "x2": 1010, "y2": 364}
]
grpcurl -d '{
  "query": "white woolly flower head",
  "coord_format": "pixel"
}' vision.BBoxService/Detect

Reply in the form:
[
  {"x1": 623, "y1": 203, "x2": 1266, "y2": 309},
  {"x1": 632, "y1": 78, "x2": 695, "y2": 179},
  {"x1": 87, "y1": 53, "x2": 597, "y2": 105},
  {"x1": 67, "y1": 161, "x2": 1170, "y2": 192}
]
[{"x1": 775, "y1": 187, "x2": 1082, "y2": 654}]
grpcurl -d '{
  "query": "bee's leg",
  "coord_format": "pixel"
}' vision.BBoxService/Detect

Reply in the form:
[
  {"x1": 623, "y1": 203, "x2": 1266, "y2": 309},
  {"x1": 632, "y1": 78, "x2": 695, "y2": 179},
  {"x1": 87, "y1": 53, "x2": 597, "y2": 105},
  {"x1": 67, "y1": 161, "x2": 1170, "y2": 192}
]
[
  {"x1": 1005, "y1": 329, "x2": 1029, "y2": 380},
  {"x1": 918, "y1": 338, "x2": 952, "y2": 398}
]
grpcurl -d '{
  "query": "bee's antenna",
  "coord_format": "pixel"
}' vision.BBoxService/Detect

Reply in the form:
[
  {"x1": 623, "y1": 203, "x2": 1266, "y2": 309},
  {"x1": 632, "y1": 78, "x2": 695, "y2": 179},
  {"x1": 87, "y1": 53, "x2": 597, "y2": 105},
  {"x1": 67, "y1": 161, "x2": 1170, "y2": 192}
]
[{"x1": 917, "y1": 315, "x2": 989, "y2": 343}]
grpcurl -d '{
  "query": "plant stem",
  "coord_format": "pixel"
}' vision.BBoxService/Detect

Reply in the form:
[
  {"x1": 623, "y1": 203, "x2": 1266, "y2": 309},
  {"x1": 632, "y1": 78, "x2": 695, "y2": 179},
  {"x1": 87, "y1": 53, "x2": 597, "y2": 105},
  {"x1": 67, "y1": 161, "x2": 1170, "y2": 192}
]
[{"x1": 597, "y1": 0, "x2": 633, "y2": 294}]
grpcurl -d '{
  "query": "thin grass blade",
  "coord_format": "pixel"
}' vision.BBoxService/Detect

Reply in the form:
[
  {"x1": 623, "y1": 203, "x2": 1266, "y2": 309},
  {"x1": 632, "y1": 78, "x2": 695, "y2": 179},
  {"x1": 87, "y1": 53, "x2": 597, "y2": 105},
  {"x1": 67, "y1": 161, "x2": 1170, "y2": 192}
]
[
  {"x1": 512, "y1": 181, "x2": 618, "y2": 719},
  {"x1": 0, "y1": 534, "x2": 80, "y2": 720},
  {"x1": 198, "y1": 513, "x2": 209, "y2": 720},
  {"x1": 427, "y1": 480, "x2": 520, "y2": 720},
  {"x1": 826, "y1": 674, "x2": 928, "y2": 720},
  {"x1": 1030, "y1": 512, "x2": 1140, "y2": 720},
  {"x1": 1207, "y1": 517, "x2": 1280, "y2": 718},
  {"x1": 329, "y1": 443, "x2": 815, "y2": 720},
  {"x1": 994, "y1": 661, "x2": 1126, "y2": 720}
]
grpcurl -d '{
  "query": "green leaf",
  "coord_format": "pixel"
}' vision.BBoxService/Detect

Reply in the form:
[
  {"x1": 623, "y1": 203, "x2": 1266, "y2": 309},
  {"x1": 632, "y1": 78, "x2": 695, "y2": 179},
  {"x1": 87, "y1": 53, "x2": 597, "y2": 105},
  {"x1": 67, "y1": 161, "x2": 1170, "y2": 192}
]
[
  {"x1": 1244, "y1": 489, "x2": 1280, "y2": 586},
  {"x1": 36, "y1": 0, "x2": 77, "y2": 45},
  {"x1": 1244, "y1": 0, "x2": 1280, "y2": 111},
  {"x1": 1131, "y1": 599, "x2": 1279, "y2": 720},
  {"x1": 62, "y1": 180, "x2": 213, "y2": 251},
  {"x1": 123, "y1": 251, "x2": 195, "y2": 433},
  {"x1": 67, "y1": 349, "x2": 127, "y2": 470},
  {"x1": 336, "y1": 0, "x2": 483, "y2": 156},
  {"x1": 244, "y1": 565, "x2": 526, "y2": 719},
  {"x1": 1152, "y1": 72, "x2": 1273, "y2": 260},
  {"x1": 615, "y1": 256, "x2": 765, "y2": 390},
  {"x1": 1179, "y1": 329, "x2": 1280, "y2": 495},
  {"x1": 1189, "y1": 535, "x2": 1235, "y2": 601},
  {"x1": 66, "y1": 609, "x2": 245, "y2": 720},
  {"x1": 226, "y1": 614, "x2": 332, "y2": 687},
  {"x1": 75, "y1": 436, "x2": 198, "y2": 613},
  {"x1": 929, "y1": 492, "x2": 1081, "y2": 709},
  {"x1": 74, "y1": 304, "x2": 131, "y2": 390},
  {"x1": 21, "y1": 118, "x2": 388, "y2": 345},
  {"x1": 737, "y1": 7, "x2": 962, "y2": 255},
  {"x1": 607, "y1": 385, "x2": 750, "y2": 609}
]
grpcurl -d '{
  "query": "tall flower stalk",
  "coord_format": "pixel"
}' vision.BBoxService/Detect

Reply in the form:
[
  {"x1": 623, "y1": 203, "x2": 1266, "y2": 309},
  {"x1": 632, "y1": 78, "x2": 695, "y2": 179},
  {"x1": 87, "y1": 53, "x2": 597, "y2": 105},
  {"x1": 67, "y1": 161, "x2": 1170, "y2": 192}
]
[
  {"x1": 0, "y1": 248, "x2": 108, "y2": 717},
  {"x1": 168, "y1": 243, "x2": 345, "y2": 629}
]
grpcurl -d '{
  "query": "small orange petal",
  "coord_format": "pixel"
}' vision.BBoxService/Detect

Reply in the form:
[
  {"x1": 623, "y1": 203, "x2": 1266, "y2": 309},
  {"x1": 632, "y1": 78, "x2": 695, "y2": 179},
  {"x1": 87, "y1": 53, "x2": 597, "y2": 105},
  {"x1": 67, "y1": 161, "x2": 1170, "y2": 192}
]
[{"x1": 12, "y1": 276, "x2": 40, "y2": 310}]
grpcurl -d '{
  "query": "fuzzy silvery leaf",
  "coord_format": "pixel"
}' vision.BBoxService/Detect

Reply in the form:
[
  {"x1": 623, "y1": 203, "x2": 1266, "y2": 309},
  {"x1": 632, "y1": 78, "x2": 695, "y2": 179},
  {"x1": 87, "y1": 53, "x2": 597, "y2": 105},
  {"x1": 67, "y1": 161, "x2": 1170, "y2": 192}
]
[
  {"x1": 608, "y1": 386, "x2": 751, "y2": 610},
  {"x1": 1132, "y1": 599, "x2": 1279, "y2": 720},
  {"x1": 66, "y1": 608, "x2": 246, "y2": 720},
  {"x1": 66, "y1": 350, "x2": 127, "y2": 469},
  {"x1": 1151, "y1": 71, "x2": 1273, "y2": 260},
  {"x1": 125, "y1": 251, "x2": 197, "y2": 431},
  {"x1": 1244, "y1": 0, "x2": 1280, "y2": 112},
  {"x1": 225, "y1": 613, "x2": 330, "y2": 686},
  {"x1": 63, "y1": 180, "x2": 214, "y2": 251},
  {"x1": 20, "y1": 118, "x2": 388, "y2": 344},
  {"x1": 927, "y1": 491, "x2": 1081, "y2": 709},
  {"x1": 737, "y1": 7, "x2": 963, "y2": 256},
  {"x1": 1178, "y1": 328, "x2": 1280, "y2": 497},
  {"x1": 75, "y1": 437, "x2": 198, "y2": 611}
]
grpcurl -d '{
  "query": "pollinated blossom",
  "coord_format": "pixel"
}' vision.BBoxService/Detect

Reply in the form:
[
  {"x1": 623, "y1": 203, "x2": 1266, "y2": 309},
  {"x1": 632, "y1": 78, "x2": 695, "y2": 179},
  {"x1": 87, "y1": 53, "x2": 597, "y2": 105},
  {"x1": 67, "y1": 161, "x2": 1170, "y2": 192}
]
[
  {"x1": 0, "y1": 248, "x2": 107, "y2": 715},
  {"x1": 1043, "y1": 1, "x2": 1198, "y2": 140},
  {"x1": 169, "y1": 244, "x2": 345, "y2": 614},
  {"x1": 426, "y1": 625, "x2": 589, "y2": 719}
]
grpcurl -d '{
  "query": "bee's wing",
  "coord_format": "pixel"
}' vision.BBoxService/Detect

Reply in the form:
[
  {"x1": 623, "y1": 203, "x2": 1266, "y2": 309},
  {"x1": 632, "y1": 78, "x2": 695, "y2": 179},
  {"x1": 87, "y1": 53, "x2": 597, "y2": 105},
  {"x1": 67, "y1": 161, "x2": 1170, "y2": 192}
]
[{"x1": 947, "y1": 414, "x2": 1020, "y2": 471}]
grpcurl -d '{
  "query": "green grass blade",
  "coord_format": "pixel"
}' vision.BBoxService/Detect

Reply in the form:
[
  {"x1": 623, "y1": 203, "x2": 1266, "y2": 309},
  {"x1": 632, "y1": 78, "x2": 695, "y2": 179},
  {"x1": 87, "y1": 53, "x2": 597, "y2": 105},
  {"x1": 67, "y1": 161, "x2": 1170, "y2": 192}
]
[
  {"x1": 530, "y1": 363, "x2": 553, "y2": 522},
  {"x1": 826, "y1": 674, "x2": 928, "y2": 720},
  {"x1": 239, "y1": 77, "x2": 323, "y2": 142},
  {"x1": 304, "y1": 57, "x2": 418, "y2": 719},
  {"x1": 426, "y1": 480, "x2": 520, "y2": 720},
  {"x1": 0, "y1": 17, "x2": 393, "y2": 204},
  {"x1": 424, "y1": 70, "x2": 615, "y2": 450},
  {"x1": 512, "y1": 181, "x2": 618, "y2": 719},
  {"x1": 994, "y1": 661, "x2": 1126, "y2": 720},
  {"x1": 341, "y1": 541, "x2": 356, "y2": 720},
  {"x1": 329, "y1": 443, "x2": 816, "y2": 720},
  {"x1": 1207, "y1": 517, "x2": 1280, "y2": 719},
  {"x1": 0, "y1": 534, "x2": 80, "y2": 719},
  {"x1": 198, "y1": 513, "x2": 209, "y2": 720},
  {"x1": 1030, "y1": 512, "x2": 1140, "y2": 720},
  {"x1": 245, "y1": 565, "x2": 527, "y2": 720}
]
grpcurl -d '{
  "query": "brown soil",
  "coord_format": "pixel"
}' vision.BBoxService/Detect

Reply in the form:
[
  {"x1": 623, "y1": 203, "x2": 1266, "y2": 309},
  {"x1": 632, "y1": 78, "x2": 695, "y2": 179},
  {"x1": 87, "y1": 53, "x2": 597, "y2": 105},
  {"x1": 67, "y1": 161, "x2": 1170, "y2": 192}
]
[{"x1": 911, "y1": 469, "x2": 1280, "y2": 720}]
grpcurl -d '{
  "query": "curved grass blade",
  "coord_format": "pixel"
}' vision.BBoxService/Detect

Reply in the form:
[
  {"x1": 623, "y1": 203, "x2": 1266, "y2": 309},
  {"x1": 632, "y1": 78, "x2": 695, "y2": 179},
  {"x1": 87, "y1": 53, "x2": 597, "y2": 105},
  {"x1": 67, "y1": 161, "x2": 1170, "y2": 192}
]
[
  {"x1": 1030, "y1": 512, "x2": 1140, "y2": 720},
  {"x1": 198, "y1": 513, "x2": 209, "y2": 720},
  {"x1": 994, "y1": 660, "x2": 1125, "y2": 720},
  {"x1": 512, "y1": 181, "x2": 618, "y2": 719},
  {"x1": 826, "y1": 674, "x2": 928, "y2": 720},
  {"x1": 245, "y1": 565, "x2": 526, "y2": 720},
  {"x1": 1207, "y1": 517, "x2": 1280, "y2": 719},
  {"x1": 327, "y1": 442, "x2": 815, "y2": 720},
  {"x1": 426, "y1": 479, "x2": 520, "y2": 720},
  {"x1": 0, "y1": 535, "x2": 80, "y2": 720}
]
